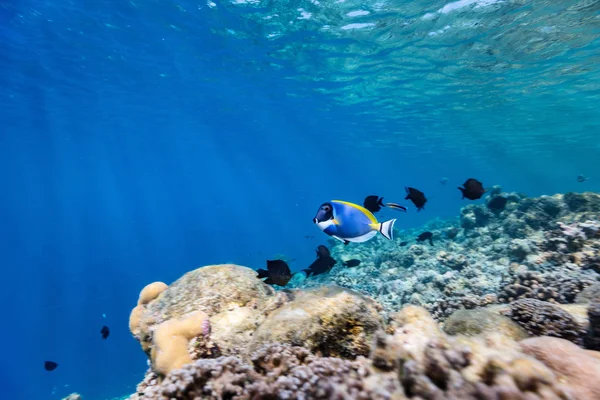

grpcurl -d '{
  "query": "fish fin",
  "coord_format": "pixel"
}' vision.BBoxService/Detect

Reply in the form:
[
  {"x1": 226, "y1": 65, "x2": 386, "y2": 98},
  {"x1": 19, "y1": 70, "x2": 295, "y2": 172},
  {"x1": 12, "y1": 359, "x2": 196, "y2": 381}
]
[
  {"x1": 344, "y1": 240, "x2": 350, "y2": 246},
  {"x1": 331, "y1": 235, "x2": 346, "y2": 243},
  {"x1": 378, "y1": 197, "x2": 385, "y2": 206},
  {"x1": 428, "y1": 238, "x2": 434, "y2": 246},
  {"x1": 378, "y1": 219, "x2": 396, "y2": 241},
  {"x1": 263, "y1": 278, "x2": 274, "y2": 284},
  {"x1": 458, "y1": 187, "x2": 465, "y2": 199},
  {"x1": 256, "y1": 269, "x2": 269, "y2": 279},
  {"x1": 386, "y1": 202, "x2": 407, "y2": 212},
  {"x1": 333, "y1": 218, "x2": 340, "y2": 225}
]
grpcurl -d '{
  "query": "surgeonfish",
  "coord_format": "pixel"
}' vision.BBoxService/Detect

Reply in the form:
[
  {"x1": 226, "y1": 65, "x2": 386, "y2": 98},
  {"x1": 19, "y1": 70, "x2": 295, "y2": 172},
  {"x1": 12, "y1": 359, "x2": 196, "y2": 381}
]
[
  {"x1": 458, "y1": 178, "x2": 485, "y2": 200},
  {"x1": 405, "y1": 187, "x2": 427, "y2": 211},
  {"x1": 313, "y1": 200, "x2": 396, "y2": 245}
]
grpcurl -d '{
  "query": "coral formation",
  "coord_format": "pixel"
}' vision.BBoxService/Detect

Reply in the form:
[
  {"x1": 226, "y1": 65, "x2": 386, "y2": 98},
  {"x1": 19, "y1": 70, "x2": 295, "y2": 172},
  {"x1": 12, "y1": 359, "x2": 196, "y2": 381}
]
[
  {"x1": 129, "y1": 265, "x2": 384, "y2": 376},
  {"x1": 130, "y1": 306, "x2": 599, "y2": 400},
  {"x1": 585, "y1": 302, "x2": 600, "y2": 350},
  {"x1": 520, "y1": 337, "x2": 600, "y2": 399},
  {"x1": 443, "y1": 308, "x2": 528, "y2": 341},
  {"x1": 503, "y1": 298, "x2": 586, "y2": 345},
  {"x1": 250, "y1": 285, "x2": 383, "y2": 358},
  {"x1": 125, "y1": 192, "x2": 600, "y2": 399},
  {"x1": 289, "y1": 191, "x2": 600, "y2": 322}
]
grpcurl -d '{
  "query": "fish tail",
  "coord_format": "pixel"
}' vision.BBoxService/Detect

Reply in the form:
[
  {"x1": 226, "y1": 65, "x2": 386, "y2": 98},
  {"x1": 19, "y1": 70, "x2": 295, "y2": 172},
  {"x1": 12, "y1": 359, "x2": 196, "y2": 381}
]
[
  {"x1": 256, "y1": 269, "x2": 269, "y2": 279},
  {"x1": 378, "y1": 219, "x2": 396, "y2": 240},
  {"x1": 386, "y1": 202, "x2": 407, "y2": 212},
  {"x1": 378, "y1": 197, "x2": 385, "y2": 206},
  {"x1": 458, "y1": 187, "x2": 465, "y2": 199}
]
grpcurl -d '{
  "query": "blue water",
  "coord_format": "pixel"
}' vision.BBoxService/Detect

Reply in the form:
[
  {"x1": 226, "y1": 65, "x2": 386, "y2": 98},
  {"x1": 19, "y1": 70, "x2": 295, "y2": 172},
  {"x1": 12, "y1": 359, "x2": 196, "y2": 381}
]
[{"x1": 1, "y1": 0, "x2": 599, "y2": 398}]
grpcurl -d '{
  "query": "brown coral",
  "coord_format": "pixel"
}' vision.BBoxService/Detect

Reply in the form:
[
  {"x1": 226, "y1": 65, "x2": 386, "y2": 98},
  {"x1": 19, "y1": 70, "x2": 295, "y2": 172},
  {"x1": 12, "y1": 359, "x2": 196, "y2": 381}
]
[
  {"x1": 503, "y1": 298, "x2": 585, "y2": 345},
  {"x1": 250, "y1": 285, "x2": 384, "y2": 358}
]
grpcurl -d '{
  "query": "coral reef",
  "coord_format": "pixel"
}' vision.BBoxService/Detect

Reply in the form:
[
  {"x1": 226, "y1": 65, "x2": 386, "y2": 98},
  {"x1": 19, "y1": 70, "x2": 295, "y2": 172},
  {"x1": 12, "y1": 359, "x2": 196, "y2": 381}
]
[
  {"x1": 129, "y1": 265, "x2": 383, "y2": 376},
  {"x1": 130, "y1": 306, "x2": 600, "y2": 400},
  {"x1": 125, "y1": 192, "x2": 600, "y2": 399},
  {"x1": 289, "y1": 191, "x2": 600, "y2": 322}
]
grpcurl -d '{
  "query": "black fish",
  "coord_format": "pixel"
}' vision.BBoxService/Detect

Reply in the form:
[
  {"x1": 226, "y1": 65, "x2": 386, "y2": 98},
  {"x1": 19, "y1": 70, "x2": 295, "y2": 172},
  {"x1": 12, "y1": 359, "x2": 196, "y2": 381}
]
[
  {"x1": 315, "y1": 245, "x2": 331, "y2": 258},
  {"x1": 405, "y1": 187, "x2": 427, "y2": 211},
  {"x1": 399, "y1": 241, "x2": 408, "y2": 247},
  {"x1": 44, "y1": 361, "x2": 58, "y2": 371},
  {"x1": 458, "y1": 178, "x2": 485, "y2": 200},
  {"x1": 487, "y1": 195, "x2": 508, "y2": 211},
  {"x1": 343, "y1": 259, "x2": 361, "y2": 268},
  {"x1": 364, "y1": 195, "x2": 407, "y2": 214},
  {"x1": 304, "y1": 256, "x2": 337, "y2": 277},
  {"x1": 577, "y1": 175, "x2": 588, "y2": 183},
  {"x1": 304, "y1": 235, "x2": 314, "y2": 239},
  {"x1": 100, "y1": 325, "x2": 110, "y2": 340},
  {"x1": 416, "y1": 231, "x2": 434, "y2": 246},
  {"x1": 364, "y1": 195, "x2": 384, "y2": 213},
  {"x1": 257, "y1": 260, "x2": 292, "y2": 286}
]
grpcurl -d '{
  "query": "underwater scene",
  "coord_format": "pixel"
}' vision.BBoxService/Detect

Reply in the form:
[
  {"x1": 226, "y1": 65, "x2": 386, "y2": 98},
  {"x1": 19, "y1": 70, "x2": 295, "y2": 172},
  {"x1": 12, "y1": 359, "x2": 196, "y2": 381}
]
[{"x1": 2, "y1": 0, "x2": 600, "y2": 399}]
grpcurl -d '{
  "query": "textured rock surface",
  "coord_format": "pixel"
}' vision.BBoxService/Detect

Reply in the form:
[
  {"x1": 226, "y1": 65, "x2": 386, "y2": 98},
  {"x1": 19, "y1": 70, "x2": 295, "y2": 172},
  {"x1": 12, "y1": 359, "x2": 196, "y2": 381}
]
[
  {"x1": 503, "y1": 298, "x2": 586, "y2": 345},
  {"x1": 131, "y1": 306, "x2": 578, "y2": 400},
  {"x1": 520, "y1": 337, "x2": 600, "y2": 400},
  {"x1": 585, "y1": 302, "x2": 600, "y2": 350},
  {"x1": 129, "y1": 265, "x2": 387, "y2": 376},
  {"x1": 250, "y1": 285, "x2": 384, "y2": 358},
  {"x1": 443, "y1": 308, "x2": 528, "y2": 341},
  {"x1": 288, "y1": 192, "x2": 600, "y2": 323}
]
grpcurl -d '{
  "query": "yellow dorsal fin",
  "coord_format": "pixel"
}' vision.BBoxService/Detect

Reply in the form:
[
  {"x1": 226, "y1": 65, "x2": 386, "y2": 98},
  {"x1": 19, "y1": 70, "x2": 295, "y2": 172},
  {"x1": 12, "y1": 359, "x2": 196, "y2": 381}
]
[{"x1": 332, "y1": 200, "x2": 378, "y2": 224}]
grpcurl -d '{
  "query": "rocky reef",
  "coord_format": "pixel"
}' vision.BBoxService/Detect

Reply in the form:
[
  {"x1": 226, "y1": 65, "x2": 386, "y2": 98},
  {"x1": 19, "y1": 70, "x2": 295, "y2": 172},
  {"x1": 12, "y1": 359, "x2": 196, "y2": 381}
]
[
  {"x1": 291, "y1": 192, "x2": 600, "y2": 326},
  {"x1": 125, "y1": 191, "x2": 600, "y2": 399}
]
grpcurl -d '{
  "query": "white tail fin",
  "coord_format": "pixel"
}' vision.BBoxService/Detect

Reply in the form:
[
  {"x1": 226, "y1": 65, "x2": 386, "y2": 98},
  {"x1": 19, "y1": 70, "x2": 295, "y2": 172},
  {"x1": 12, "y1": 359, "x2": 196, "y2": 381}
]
[{"x1": 379, "y1": 219, "x2": 396, "y2": 240}]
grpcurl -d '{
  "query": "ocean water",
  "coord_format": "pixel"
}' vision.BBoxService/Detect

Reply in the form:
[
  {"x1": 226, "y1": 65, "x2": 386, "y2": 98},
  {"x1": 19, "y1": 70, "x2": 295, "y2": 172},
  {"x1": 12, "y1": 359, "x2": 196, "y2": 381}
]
[{"x1": 1, "y1": 0, "x2": 599, "y2": 399}]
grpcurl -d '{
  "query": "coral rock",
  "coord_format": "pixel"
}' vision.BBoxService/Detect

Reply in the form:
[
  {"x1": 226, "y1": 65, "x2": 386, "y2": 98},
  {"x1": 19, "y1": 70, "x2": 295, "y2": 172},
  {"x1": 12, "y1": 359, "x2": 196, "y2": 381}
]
[
  {"x1": 585, "y1": 302, "x2": 600, "y2": 350},
  {"x1": 444, "y1": 309, "x2": 528, "y2": 341},
  {"x1": 251, "y1": 285, "x2": 384, "y2": 358},
  {"x1": 520, "y1": 336, "x2": 600, "y2": 400},
  {"x1": 504, "y1": 298, "x2": 585, "y2": 345}
]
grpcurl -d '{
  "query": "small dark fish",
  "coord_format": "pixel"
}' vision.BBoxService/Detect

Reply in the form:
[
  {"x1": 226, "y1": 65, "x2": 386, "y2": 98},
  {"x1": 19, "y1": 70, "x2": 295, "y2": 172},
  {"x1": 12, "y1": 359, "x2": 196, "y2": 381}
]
[
  {"x1": 316, "y1": 245, "x2": 331, "y2": 258},
  {"x1": 304, "y1": 235, "x2": 314, "y2": 239},
  {"x1": 416, "y1": 231, "x2": 434, "y2": 246},
  {"x1": 399, "y1": 241, "x2": 408, "y2": 247},
  {"x1": 487, "y1": 195, "x2": 508, "y2": 211},
  {"x1": 363, "y1": 196, "x2": 407, "y2": 214},
  {"x1": 45, "y1": 361, "x2": 58, "y2": 371},
  {"x1": 405, "y1": 187, "x2": 427, "y2": 211},
  {"x1": 304, "y1": 256, "x2": 337, "y2": 277},
  {"x1": 364, "y1": 195, "x2": 384, "y2": 213},
  {"x1": 100, "y1": 325, "x2": 110, "y2": 340},
  {"x1": 257, "y1": 259, "x2": 292, "y2": 286},
  {"x1": 577, "y1": 175, "x2": 588, "y2": 183},
  {"x1": 458, "y1": 178, "x2": 485, "y2": 200},
  {"x1": 343, "y1": 259, "x2": 361, "y2": 268}
]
